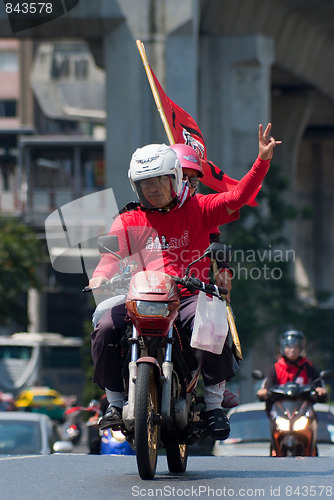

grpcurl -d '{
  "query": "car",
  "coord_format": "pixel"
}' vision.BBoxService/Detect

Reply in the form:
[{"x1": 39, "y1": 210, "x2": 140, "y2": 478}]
[
  {"x1": 0, "y1": 411, "x2": 73, "y2": 455},
  {"x1": 213, "y1": 402, "x2": 334, "y2": 457},
  {"x1": 15, "y1": 387, "x2": 66, "y2": 422}
]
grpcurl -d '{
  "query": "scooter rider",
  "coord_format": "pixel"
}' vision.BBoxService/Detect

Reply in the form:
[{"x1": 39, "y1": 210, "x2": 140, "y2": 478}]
[
  {"x1": 89, "y1": 124, "x2": 280, "y2": 440},
  {"x1": 257, "y1": 330, "x2": 327, "y2": 402}
]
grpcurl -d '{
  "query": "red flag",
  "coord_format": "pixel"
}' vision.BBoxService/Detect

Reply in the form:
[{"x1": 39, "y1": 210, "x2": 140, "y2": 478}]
[{"x1": 151, "y1": 69, "x2": 260, "y2": 206}]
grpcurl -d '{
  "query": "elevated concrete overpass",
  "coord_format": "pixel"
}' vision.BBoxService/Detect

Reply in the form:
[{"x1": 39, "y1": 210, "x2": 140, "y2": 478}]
[{"x1": 201, "y1": 0, "x2": 334, "y2": 104}]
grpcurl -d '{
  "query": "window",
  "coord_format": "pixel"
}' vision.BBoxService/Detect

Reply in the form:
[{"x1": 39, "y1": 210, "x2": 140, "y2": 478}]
[
  {"x1": 0, "y1": 100, "x2": 17, "y2": 117},
  {"x1": 0, "y1": 346, "x2": 32, "y2": 360},
  {"x1": 0, "y1": 421, "x2": 42, "y2": 454},
  {"x1": 74, "y1": 58, "x2": 88, "y2": 79},
  {"x1": 33, "y1": 395, "x2": 56, "y2": 402},
  {"x1": 0, "y1": 51, "x2": 18, "y2": 71},
  {"x1": 51, "y1": 54, "x2": 70, "y2": 78},
  {"x1": 41, "y1": 346, "x2": 82, "y2": 368},
  {"x1": 229, "y1": 410, "x2": 271, "y2": 441}
]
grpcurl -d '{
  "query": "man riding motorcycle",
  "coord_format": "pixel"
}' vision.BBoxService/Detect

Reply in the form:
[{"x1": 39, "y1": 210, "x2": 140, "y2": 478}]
[
  {"x1": 89, "y1": 124, "x2": 279, "y2": 440},
  {"x1": 91, "y1": 143, "x2": 232, "y2": 328},
  {"x1": 256, "y1": 330, "x2": 328, "y2": 456},
  {"x1": 257, "y1": 330, "x2": 327, "y2": 404}
]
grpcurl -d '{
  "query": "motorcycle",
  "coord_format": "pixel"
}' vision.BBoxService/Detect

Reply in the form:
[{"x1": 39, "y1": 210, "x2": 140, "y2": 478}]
[
  {"x1": 253, "y1": 369, "x2": 331, "y2": 457},
  {"x1": 63, "y1": 406, "x2": 84, "y2": 446},
  {"x1": 84, "y1": 236, "x2": 229, "y2": 479}
]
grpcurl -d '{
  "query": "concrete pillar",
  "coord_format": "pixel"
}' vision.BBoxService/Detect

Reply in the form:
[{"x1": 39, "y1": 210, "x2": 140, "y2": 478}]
[
  {"x1": 18, "y1": 40, "x2": 34, "y2": 127},
  {"x1": 28, "y1": 288, "x2": 47, "y2": 333},
  {"x1": 103, "y1": 24, "x2": 154, "y2": 210},
  {"x1": 271, "y1": 89, "x2": 315, "y2": 254},
  {"x1": 28, "y1": 263, "x2": 47, "y2": 333},
  {"x1": 272, "y1": 90, "x2": 315, "y2": 194},
  {"x1": 200, "y1": 35, "x2": 274, "y2": 179},
  {"x1": 165, "y1": 2, "x2": 200, "y2": 121}
]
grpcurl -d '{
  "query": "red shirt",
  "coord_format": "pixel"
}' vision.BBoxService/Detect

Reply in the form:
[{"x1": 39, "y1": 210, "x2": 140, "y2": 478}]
[{"x1": 274, "y1": 357, "x2": 311, "y2": 385}]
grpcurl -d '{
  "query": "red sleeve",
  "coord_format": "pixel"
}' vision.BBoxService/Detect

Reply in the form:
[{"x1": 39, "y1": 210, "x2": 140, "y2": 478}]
[
  {"x1": 198, "y1": 156, "x2": 269, "y2": 228},
  {"x1": 222, "y1": 156, "x2": 269, "y2": 210}
]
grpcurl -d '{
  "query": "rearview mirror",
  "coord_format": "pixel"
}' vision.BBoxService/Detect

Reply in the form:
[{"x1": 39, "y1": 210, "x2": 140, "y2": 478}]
[
  {"x1": 252, "y1": 370, "x2": 264, "y2": 380},
  {"x1": 97, "y1": 235, "x2": 119, "y2": 254},
  {"x1": 204, "y1": 242, "x2": 233, "y2": 265},
  {"x1": 320, "y1": 369, "x2": 332, "y2": 380}
]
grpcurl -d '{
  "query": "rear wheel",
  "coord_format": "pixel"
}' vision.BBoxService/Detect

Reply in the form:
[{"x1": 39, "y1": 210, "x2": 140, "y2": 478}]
[
  {"x1": 135, "y1": 363, "x2": 160, "y2": 480},
  {"x1": 166, "y1": 442, "x2": 188, "y2": 473}
]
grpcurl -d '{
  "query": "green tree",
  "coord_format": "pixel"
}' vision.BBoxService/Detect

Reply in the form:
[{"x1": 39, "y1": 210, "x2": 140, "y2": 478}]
[{"x1": 0, "y1": 216, "x2": 42, "y2": 327}]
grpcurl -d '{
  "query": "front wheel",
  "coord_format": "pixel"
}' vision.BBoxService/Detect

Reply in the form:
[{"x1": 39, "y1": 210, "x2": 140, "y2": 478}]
[
  {"x1": 135, "y1": 363, "x2": 160, "y2": 480},
  {"x1": 166, "y1": 443, "x2": 188, "y2": 473}
]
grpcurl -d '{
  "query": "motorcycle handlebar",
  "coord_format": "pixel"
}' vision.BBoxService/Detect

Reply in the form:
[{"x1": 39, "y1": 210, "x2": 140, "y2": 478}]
[
  {"x1": 170, "y1": 275, "x2": 228, "y2": 297},
  {"x1": 267, "y1": 385, "x2": 315, "y2": 400},
  {"x1": 82, "y1": 273, "x2": 132, "y2": 293},
  {"x1": 83, "y1": 273, "x2": 228, "y2": 298}
]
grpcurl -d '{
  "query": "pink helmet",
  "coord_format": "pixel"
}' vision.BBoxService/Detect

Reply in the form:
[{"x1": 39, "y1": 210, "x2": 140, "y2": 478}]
[{"x1": 170, "y1": 144, "x2": 203, "y2": 178}]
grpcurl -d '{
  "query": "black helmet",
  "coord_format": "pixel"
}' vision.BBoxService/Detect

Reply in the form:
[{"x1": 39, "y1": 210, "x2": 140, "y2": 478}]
[{"x1": 280, "y1": 330, "x2": 305, "y2": 356}]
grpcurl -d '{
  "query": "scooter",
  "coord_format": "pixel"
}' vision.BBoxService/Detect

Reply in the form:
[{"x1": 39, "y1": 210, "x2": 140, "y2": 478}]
[
  {"x1": 253, "y1": 369, "x2": 331, "y2": 456},
  {"x1": 84, "y1": 235, "x2": 229, "y2": 479}
]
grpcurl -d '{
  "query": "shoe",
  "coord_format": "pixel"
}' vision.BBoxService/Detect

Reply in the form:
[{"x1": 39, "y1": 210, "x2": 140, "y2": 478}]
[
  {"x1": 222, "y1": 389, "x2": 239, "y2": 409},
  {"x1": 206, "y1": 408, "x2": 230, "y2": 440},
  {"x1": 99, "y1": 405, "x2": 123, "y2": 430}
]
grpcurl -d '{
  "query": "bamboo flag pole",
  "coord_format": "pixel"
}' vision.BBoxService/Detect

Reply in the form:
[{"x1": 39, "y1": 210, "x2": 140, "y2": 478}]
[
  {"x1": 136, "y1": 39, "x2": 175, "y2": 145},
  {"x1": 137, "y1": 38, "x2": 242, "y2": 360},
  {"x1": 226, "y1": 303, "x2": 243, "y2": 361},
  {"x1": 212, "y1": 259, "x2": 243, "y2": 361}
]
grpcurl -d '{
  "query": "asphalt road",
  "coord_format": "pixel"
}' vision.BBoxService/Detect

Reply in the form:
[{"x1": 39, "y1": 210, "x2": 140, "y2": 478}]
[{"x1": 1, "y1": 454, "x2": 334, "y2": 500}]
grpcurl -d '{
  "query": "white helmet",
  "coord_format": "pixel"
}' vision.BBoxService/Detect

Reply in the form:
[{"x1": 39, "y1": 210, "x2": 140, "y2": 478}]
[{"x1": 128, "y1": 144, "x2": 182, "y2": 208}]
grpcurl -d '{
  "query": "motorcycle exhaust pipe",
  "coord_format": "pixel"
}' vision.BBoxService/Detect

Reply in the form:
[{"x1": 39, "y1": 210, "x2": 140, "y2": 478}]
[
  {"x1": 161, "y1": 328, "x2": 174, "y2": 420},
  {"x1": 123, "y1": 328, "x2": 138, "y2": 430}
]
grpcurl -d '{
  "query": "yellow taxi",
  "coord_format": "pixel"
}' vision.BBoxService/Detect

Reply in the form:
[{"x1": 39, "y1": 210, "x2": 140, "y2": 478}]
[{"x1": 15, "y1": 387, "x2": 66, "y2": 422}]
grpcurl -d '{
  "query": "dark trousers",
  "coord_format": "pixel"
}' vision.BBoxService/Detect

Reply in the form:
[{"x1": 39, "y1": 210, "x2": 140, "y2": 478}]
[{"x1": 91, "y1": 295, "x2": 235, "y2": 391}]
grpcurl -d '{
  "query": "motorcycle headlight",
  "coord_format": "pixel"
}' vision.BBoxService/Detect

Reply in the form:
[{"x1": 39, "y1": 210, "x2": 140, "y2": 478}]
[
  {"x1": 292, "y1": 416, "x2": 308, "y2": 431},
  {"x1": 275, "y1": 416, "x2": 290, "y2": 431},
  {"x1": 127, "y1": 300, "x2": 178, "y2": 318},
  {"x1": 136, "y1": 301, "x2": 169, "y2": 317}
]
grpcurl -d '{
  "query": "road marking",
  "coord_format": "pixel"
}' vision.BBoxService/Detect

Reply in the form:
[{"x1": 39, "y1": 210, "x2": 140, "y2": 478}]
[{"x1": 0, "y1": 455, "x2": 44, "y2": 461}]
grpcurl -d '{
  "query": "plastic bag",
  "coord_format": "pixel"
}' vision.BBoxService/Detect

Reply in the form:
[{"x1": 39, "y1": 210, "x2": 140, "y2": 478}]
[{"x1": 190, "y1": 290, "x2": 229, "y2": 355}]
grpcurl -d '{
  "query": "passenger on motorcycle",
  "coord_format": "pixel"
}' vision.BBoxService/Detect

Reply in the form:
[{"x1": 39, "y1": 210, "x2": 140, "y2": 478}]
[
  {"x1": 89, "y1": 123, "x2": 280, "y2": 440},
  {"x1": 171, "y1": 143, "x2": 238, "y2": 408},
  {"x1": 257, "y1": 330, "x2": 327, "y2": 402}
]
